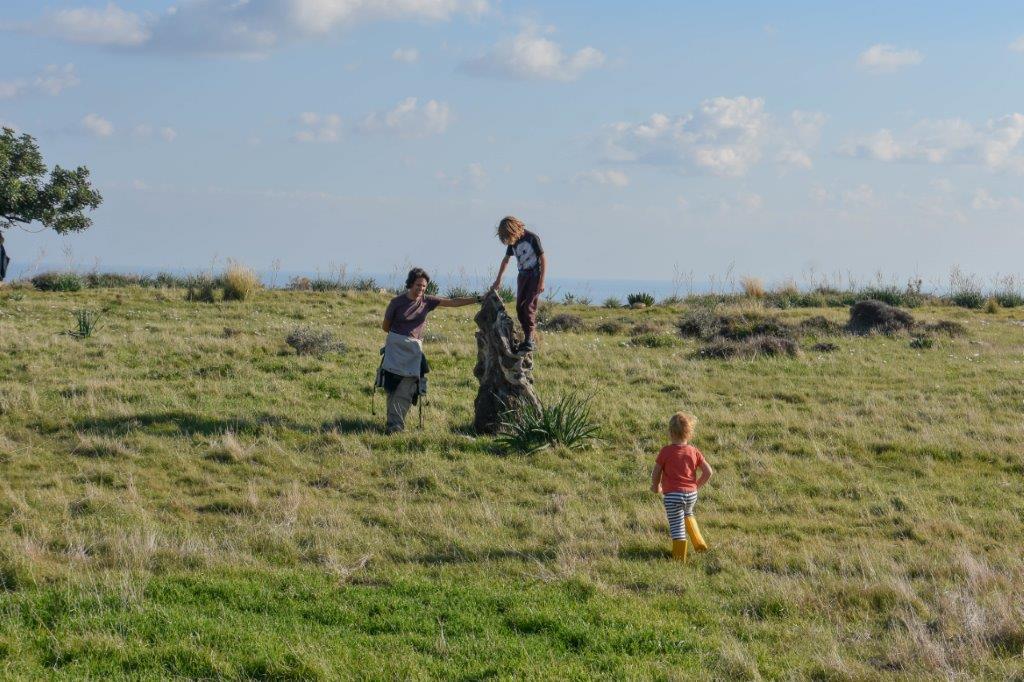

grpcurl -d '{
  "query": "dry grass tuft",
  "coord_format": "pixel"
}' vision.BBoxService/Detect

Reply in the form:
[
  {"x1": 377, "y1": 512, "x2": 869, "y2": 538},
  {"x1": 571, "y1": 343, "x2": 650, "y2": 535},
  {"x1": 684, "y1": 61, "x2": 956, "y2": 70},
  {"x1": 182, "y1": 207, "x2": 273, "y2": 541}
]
[
  {"x1": 741, "y1": 276, "x2": 765, "y2": 298},
  {"x1": 206, "y1": 431, "x2": 249, "y2": 464},
  {"x1": 73, "y1": 434, "x2": 131, "y2": 458},
  {"x1": 221, "y1": 261, "x2": 261, "y2": 301}
]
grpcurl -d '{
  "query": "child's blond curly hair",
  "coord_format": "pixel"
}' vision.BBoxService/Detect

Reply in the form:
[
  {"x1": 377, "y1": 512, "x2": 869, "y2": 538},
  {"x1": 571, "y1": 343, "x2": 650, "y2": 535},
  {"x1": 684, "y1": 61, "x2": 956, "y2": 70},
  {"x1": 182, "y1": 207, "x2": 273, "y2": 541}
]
[
  {"x1": 669, "y1": 412, "x2": 694, "y2": 441},
  {"x1": 497, "y1": 215, "x2": 526, "y2": 245}
]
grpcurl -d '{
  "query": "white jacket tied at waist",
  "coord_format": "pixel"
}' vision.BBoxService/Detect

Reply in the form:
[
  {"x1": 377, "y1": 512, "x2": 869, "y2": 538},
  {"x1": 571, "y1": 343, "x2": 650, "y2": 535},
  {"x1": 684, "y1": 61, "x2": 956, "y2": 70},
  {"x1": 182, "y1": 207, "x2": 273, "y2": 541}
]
[{"x1": 382, "y1": 331, "x2": 423, "y2": 378}]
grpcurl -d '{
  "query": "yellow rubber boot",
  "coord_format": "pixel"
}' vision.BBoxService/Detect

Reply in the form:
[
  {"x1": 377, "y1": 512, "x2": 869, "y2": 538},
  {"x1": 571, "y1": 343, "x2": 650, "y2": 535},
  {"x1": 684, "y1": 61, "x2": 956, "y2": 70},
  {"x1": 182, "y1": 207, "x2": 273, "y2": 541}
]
[
  {"x1": 671, "y1": 539, "x2": 688, "y2": 563},
  {"x1": 685, "y1": 516, "x2": 708, "y2": 552}
]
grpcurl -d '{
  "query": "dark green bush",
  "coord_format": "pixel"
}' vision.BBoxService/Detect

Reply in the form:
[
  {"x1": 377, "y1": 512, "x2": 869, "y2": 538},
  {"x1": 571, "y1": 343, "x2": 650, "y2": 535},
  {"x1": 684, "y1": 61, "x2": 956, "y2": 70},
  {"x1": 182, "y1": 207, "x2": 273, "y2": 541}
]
[
  {"x1": 950, "y1": 290, "x2": 986, "y2": 309},
  {"x1": 699, "y1": 335, "x2": 799, "y2": 359},
  {"x1": 626, "y1": 292, "x2": 655, "y2": 307},
  {"x1": 185, "y1": 275, "x2": 218, "y2": 303},
  {"x1": 285, "y1": 327, "x2": 346, "y2": 357},
  {"x1": 602, "y1": 296, "x2": 622, "y2": 309},
  {"x1": 31, "y1": 272, "x2": 83, "y2": 292},
  {"x1": 631, "y1": 333, "x2": 678, "y2": 348}
]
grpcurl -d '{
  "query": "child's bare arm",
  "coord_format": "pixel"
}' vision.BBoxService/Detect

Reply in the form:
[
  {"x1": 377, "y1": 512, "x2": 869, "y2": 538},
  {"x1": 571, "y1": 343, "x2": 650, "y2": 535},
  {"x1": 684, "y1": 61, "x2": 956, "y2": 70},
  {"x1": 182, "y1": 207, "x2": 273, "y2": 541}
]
[
  {"x1": 650, "y1": 463, "x2": 663, "y2": 493},
  {"x1": 695, "y1": 461, "x2": 714, "y2": 489},
  {"x1": 538, "y1": 252, "x2": 547, "y2": 293},
  {"x1": 490, "y1": 256, "x2": 511, "y2": 290}
]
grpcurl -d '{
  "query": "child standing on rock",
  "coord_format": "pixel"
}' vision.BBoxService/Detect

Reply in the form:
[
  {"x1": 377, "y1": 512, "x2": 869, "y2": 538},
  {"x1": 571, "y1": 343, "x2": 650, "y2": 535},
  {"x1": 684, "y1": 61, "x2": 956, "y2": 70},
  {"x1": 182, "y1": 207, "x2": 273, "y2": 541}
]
[
  {"x1": 651, "y1": 412, "x2": 714, "y2": 562},
  {"x1": 489, "y1": 216, "x2": 546, "y2": 353}
]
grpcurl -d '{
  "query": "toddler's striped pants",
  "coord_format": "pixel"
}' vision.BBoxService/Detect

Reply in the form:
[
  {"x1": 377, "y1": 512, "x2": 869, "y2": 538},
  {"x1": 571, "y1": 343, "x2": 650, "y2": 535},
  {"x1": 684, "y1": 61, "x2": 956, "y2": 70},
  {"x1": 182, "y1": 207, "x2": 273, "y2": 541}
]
[{"x1": 663, "y1": 491, "x2": 698, "y2": 540}]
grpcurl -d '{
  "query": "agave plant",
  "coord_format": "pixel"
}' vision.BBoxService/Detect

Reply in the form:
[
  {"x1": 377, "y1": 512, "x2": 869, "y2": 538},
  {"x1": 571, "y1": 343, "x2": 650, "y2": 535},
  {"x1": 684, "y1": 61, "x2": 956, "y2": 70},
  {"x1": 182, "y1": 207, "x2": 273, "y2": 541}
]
[{"x1": 496, "y1": 395, "x2": 601, "y2": 454}]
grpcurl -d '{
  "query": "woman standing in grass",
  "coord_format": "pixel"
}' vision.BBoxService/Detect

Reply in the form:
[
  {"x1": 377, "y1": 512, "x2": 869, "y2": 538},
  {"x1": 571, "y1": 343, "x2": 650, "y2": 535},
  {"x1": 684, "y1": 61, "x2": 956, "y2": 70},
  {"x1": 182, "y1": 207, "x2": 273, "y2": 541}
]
[
  {"x1": 650, "y1": 412, "x2": 714, "y2": 562},
  {"x1": 380, "y1": 267, "x2": 479, "y2": 433}
]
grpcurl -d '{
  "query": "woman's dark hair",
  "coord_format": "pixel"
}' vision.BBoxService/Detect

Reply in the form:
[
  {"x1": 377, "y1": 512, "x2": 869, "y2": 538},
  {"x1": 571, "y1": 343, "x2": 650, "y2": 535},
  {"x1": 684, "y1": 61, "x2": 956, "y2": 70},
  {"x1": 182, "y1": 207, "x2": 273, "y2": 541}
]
[{"x1": 405, "y1": 267, "x2": 430, "y2": 289}]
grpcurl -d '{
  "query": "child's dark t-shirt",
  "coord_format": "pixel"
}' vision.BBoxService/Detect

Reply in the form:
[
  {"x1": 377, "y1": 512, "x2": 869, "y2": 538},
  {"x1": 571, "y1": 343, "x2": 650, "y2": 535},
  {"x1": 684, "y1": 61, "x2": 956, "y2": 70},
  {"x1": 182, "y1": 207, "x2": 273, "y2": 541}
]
[{"x1": 505, "y1": 230, "x2": 544, "y2": 272}]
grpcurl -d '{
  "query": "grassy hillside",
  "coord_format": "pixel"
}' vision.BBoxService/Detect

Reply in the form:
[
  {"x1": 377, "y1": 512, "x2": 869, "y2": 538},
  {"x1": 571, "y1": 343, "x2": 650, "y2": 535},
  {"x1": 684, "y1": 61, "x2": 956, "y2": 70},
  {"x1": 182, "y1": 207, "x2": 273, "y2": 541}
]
[{"x1": 1, "y1": 285, "x2": 1022, "y2": 679}]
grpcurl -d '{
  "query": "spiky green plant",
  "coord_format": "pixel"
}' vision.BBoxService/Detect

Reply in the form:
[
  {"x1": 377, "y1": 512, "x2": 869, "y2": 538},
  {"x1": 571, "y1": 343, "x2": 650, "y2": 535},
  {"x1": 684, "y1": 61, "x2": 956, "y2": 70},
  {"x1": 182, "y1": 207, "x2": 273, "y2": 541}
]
[
  {"x1": 69, "y1": 308, "x2": 102, "y2": 338},
  {"x1": 496, "y1": 395, "x2": 601, "y2": 454}
]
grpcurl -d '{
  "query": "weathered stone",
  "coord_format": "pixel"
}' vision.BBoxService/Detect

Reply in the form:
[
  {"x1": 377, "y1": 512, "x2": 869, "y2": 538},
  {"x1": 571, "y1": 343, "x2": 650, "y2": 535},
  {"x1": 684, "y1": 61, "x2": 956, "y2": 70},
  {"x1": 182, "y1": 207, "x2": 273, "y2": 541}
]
[{"x1": 473, "y1": 291, "x2": 541, "y2": 434}]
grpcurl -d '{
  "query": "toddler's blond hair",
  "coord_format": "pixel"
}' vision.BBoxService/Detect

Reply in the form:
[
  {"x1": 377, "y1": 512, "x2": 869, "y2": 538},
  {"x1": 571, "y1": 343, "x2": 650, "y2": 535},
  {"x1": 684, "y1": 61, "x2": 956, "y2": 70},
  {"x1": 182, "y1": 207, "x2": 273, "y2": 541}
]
[{"x1": 669, "y1": 412, "x2": 694, "y2": 442}]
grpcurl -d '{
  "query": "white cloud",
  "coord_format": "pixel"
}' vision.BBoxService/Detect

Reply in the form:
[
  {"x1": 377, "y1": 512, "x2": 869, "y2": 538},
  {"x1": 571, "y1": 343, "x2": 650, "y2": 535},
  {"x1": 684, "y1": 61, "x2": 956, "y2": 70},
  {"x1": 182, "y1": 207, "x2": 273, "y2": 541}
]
[
  {"x1": 34, "y1": 64, "x2": 81, "y2": 95},
  {"x1": 841, "y1": 113, "x2": 1024, "y2": 172},
  {"x1": 971, "y1": 188, "x2": 1022, "y2": 211},
  {"x1": 131, "y1": 123, "x2": 178, "y2": 142},
  {"x1": 463, "y1": 27, "x2": 605, "y2": 82},
  {"x1": 777, "y1": 149, "x2": 812, "y2": 169},
  {"x1": 81, "y1": 113, "x2": 114, "y2": 137},
  {"x1": 574, "y1": 169, "x2": 629, "y2": 187},
  {"x1": 467, "y1": 162, "x2": 487, "y2": 188},
  {"x1": 292, "y1": 112, "x2": 343, "y2": 143},
  {"x1": 31, "y1": 3, "x2": 150, "y2": 47},
  {"x1": 392, "y1": 47, "x2": 419, "y2": 63},
  {"x1": 359, "y1": 97, "x2": 450, "y2": 137},
  {"x1": 599, "y1": 96, "x2": 774, "y2": 177},
  {"x1": 842, "y1": 184, "x2": 877, "y2": 208},
  {"x1": 1010, "y1": 36, "x2": 1024, "y2": 52},
  {"x1": 858, "y1": 44, "x2": 923, "y2": 72},
  {"x1": 11, "y1": 1, "x2": 488, "y2": 57},
  {"x1": 0, "y1": 64, "x2": 80, "y2": 99},
  {"x1": 0, "y1": 81, "x2": 23, "y2": 99}
]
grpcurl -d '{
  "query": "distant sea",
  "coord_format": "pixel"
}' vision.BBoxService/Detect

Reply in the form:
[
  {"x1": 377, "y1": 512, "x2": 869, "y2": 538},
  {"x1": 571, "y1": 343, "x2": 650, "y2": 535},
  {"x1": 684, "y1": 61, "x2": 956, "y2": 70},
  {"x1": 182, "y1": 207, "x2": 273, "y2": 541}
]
[{"x1": 7, "y1": 263, "x2": 718, "y2": 303}]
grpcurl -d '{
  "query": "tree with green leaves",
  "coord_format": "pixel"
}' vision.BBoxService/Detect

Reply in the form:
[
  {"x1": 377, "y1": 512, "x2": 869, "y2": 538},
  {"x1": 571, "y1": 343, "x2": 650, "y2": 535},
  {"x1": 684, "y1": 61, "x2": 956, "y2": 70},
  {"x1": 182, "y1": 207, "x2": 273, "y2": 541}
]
[{"x1": 1, "y1": 127, "x2": 102, "y2": 235}]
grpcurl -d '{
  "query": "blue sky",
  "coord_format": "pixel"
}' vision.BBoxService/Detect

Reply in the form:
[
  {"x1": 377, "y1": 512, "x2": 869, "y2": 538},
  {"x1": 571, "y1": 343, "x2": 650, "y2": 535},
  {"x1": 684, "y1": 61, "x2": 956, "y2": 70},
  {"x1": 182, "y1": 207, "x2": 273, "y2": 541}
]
[{"x1": 2, "y1": 1, "x2": 1024, "y2": 285}]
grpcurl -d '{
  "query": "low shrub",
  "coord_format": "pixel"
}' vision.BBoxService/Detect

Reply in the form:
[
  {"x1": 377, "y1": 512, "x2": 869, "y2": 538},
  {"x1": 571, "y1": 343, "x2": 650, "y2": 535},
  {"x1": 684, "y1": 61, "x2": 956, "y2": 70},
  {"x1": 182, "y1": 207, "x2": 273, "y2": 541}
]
[
  {"x1": 811, "y1": 341, "x2": 839, "y2": 353},
  {"x1": 909, "y1": 336, "x2": 934, "y2": 349},
  {"x1": 446, "y1": 286, "x2": 477, "y2": 299},
  {"x1": 32, "y1": 272, "x2": 83, "y2": 292},
  {"x1": 659, "y1": 295, "x2": 685, "y2": 307},
  {"x1": 595, "y1": 320, "x2": 625, "y2": 334},
  {"x1": 798, "y1": 316, "x2": 844, "y2": 336},
  {"x1": 993, "y1": 291, "x2": 1024, "y2": 308},
  {"x1": 846, "y1": 300, "x2": 915, "y2": 335},
  {"x1": 627, "y1": 292, "x2": 655, "y2": 308},
  {"x1": 921, "y1": 320, "x2": 967, "y2": 337},
  {"x1": 84, "y1": 272, "x2": 142, "y2": 288},
  {"x1": 629, "y1": 322, "x2": 664, "y2": 336},
  {"x1": 351, "y1": 277, "x2": 378, "y2": 292},
  {"x1": 541, "y1": 313, "x2": 585, "y2": 332},
  {"x1": 289, "y1": 277, "x2": 312, "y2": 291},
  {"x1": 285, "y1": 327, "x2": 347, "y2": 357},
  {"x1": 699, "y1": 335, "x2": 800, "y2": 359},
  {"x1": 497, "y1": 285, "x2": 515, "y2": 303},
  {"x1": 185, "y1": 275, "x2": 218, "y2": 303},
  {"x1": 676, "y1": 307, "x2": 720, "y2": 339},
  {"x1": 425, "y1": 280, "x2": 440, "y2": 296},
  {"x1": 602, "y1": 296, "x2": 623, "y2": 309},
  {"x1": 950, "y1": 290, "x2": 986, "y2": 309},
  {"x1": 496, "y1": 395, "x2": 600, "y2": 454},
  {"x1": 631, "y1": 333, "x2": 677, "y2": 348},
  {"x1": 984, "y1": 297, "x2": 1000, "y2": 314},
  {"x1": 309, "y1": 278, "x2": 344, "y2": 291},
  {"x1": 222, "y1": 263, "x2": 261, "y2": 301}
]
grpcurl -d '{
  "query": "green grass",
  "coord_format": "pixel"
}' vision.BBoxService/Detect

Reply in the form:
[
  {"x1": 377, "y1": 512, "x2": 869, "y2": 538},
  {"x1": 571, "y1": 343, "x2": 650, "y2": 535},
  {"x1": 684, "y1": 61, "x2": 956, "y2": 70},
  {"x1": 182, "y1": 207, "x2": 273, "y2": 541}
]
[{"x1": 1, "y1": 287, "x2": 1023, "y2": 679}]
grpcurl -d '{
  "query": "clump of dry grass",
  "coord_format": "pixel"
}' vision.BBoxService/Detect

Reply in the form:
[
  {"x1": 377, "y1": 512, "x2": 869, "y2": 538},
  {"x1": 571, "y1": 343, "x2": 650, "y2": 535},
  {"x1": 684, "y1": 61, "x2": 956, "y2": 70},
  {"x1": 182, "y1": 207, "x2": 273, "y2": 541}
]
[
  {"x1": 206, "y1": 431, "x2": 249, "y2": 464},
  {"x1": 73, "y1": 434, "x2": 131, "y2": 458},
  {"x1": 221, "y1": 262, "x2": 261, "y2": 301},
  {"x1": 285, "y1": 327, "x2": 346, "y2": 357},
  {"x1": 741, "y1": 276, "x2": 765, "y2": 298}
]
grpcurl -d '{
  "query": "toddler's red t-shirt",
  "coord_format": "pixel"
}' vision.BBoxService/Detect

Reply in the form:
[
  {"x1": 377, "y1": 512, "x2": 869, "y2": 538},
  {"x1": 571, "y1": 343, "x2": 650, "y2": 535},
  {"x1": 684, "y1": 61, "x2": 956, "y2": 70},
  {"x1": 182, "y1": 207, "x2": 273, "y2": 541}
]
[{"x1": 656, "y1": 444, "x2": 706, "y2": 493}]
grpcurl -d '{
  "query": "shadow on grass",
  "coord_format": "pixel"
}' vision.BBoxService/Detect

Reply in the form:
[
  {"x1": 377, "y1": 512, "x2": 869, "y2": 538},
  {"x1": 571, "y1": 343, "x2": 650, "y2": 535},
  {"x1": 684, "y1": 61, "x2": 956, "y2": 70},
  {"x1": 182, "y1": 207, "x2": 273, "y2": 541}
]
[
  {"x1": 617, "y1": 545, "x2": 670, "y2": 561},
  {"x1": 409, "y1": 547, "x2": 557, "y2": 566},
  {"x1": 72, "y1": 411, "x2": 308, "y2": 437},
  {"x1": 321, "y1": 416, "x2": 381, "y2": 433}
]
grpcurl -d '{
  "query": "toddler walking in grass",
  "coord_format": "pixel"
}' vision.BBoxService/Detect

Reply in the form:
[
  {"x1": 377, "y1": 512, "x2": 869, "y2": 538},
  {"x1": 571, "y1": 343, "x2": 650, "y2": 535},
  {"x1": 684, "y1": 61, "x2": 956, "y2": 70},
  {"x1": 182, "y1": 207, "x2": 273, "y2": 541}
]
[{"x1": 651, "y1": 412, "x2": 714, "y2": 562}]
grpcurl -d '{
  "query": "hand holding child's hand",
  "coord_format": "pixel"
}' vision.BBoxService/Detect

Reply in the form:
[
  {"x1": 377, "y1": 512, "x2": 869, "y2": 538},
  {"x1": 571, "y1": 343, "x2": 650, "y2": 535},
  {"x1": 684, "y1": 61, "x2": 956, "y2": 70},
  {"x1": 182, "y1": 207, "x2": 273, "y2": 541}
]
[{"x1": 650, "y1": 484, "x2": 661, "y2": 494}]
